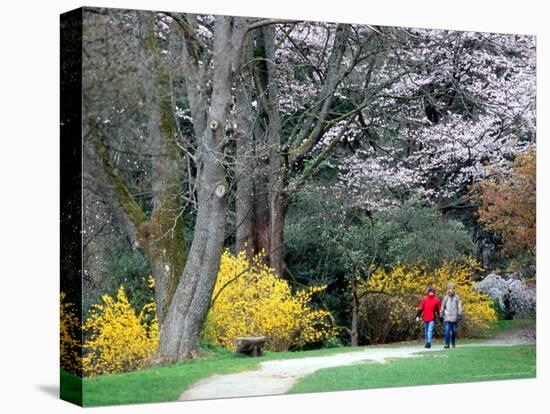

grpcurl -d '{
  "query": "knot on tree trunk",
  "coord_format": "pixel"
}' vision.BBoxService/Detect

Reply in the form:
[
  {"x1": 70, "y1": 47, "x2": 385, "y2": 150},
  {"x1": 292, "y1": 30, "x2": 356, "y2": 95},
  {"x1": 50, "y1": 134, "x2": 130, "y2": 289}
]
[{"x1": 214, "y1": 183, "x2": 226, "y2": 199}]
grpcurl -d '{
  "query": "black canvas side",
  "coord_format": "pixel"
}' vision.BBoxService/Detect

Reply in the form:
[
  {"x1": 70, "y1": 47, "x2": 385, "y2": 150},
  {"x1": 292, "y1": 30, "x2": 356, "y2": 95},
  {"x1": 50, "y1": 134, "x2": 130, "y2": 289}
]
[{"x1": 60, "y1": 7, "x2": 83, "y2": 407}]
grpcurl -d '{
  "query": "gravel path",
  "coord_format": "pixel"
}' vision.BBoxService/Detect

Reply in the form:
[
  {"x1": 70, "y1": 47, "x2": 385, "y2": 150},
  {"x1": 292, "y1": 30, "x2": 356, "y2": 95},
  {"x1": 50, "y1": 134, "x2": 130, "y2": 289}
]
[{"x1": 179, "y1": 327, "x2": 535, "y2": 401}]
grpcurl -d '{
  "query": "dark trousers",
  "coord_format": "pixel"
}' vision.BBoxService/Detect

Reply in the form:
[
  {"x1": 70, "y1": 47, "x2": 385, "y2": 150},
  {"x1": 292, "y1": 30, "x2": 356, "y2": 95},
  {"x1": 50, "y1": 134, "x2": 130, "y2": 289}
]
[{"x1": 444, "y1": 321, "x2": 458, "y2": 345}]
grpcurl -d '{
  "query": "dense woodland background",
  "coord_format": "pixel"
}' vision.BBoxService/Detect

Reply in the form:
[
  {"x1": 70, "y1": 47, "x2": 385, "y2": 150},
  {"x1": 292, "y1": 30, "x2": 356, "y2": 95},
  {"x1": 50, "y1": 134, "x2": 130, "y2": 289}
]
[{"x1": 75, "y1": 8, "x2": 535, "y2": 364}]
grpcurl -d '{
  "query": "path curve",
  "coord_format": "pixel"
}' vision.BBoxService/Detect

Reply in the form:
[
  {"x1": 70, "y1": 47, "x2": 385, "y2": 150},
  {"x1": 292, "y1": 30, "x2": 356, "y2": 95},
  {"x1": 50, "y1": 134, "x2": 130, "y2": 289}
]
[{"x1": 179, "y1": 333, "x2": 535, "y2": 401}]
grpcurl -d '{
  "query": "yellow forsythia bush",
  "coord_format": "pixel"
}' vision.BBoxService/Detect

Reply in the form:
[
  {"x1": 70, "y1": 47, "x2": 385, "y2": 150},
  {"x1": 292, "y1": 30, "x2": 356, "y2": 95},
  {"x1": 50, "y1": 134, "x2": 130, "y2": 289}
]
[
  {"x1": 359, "y1": 258, "x2": 496, "y2": 343},
  {"x1": 60, "y1": 292, "x2": 82, "y2": 374},
  {"x1": 82, "y1": 285, "x2": 159, "y2": 376},
  {"x1": 204, "y1": 250, "x2": 335, "y2": 351}
]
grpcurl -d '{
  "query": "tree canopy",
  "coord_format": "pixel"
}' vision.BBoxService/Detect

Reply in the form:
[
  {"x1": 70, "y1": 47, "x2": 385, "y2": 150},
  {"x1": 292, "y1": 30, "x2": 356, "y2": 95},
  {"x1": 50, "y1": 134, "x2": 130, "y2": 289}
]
[{"x1": 78, "y1": 8, "x2": 536, "y2": 360}]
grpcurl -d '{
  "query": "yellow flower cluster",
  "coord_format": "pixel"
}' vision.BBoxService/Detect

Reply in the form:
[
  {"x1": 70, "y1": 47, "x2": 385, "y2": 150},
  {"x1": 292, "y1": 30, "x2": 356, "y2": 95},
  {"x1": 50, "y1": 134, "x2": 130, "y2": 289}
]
[
  {"x1": 61, "y1": 283, "x2": 158, "y2": 377},
  {"x1": 204, "y1": 250, "x2": 335, "y2": 351},
  {"x1": 60, "y1": 292, "x2": 82, "y2": 374},
  {"x1": 360, "y1": 258, "x2": 496, "y2": 341},
  {"x1": 81, "y1": 282, "x2": 159, "y2": 377}
]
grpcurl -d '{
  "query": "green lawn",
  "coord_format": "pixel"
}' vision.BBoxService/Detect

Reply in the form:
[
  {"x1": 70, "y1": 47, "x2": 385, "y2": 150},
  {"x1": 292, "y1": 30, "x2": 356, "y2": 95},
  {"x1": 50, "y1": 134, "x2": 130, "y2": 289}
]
[
  {"x1": 80, "y1": 345, "x2": 367, "y2": 406},
  {"x1": 476, "y1": 318, "x2": 536, "y2": 338},
  {"x1": 72, "y1": 319, "x2": 535, "y2": 406},
  {"x1": 289, "y1": 344, "x2": 536, "y2": 394}
]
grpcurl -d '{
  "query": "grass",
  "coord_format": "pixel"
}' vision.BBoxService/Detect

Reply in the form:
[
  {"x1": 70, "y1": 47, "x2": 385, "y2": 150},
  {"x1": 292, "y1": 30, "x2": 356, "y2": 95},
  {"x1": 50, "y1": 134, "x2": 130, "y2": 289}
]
[
  {"x1": 82, "y1": 354, "x2": 257, "y2": 406},
  {"x1": 80, "y1": 345, "x2": 367, "y2": 406},
  {"x1": 75, "y1": 319, "x2": 535, "y2": 406},
  {"x1": 289, "y1": 344, "x2": 536, "y2": 394},
  {"x1": 476, "y1": 318, "x2": 535, "y2": 338}
]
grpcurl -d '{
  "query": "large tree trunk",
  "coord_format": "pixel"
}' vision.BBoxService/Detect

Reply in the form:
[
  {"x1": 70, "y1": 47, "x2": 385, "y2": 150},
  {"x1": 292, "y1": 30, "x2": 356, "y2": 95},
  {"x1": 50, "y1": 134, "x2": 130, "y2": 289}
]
[
  {"x1": 93, "y1": 120, "x2": 186, "y2": 328},
  {"x1": 269, "y1": 192, "x2": 288, "y2": 277},
  {"x1": 157, "y1": 16, "x2": 242, "y2": 361},
  {"x1": 234, "y1": 106, "x2": 255, "y2": 258},
  {"x1": 234, "y1": 35, "x2": 258, "y2": 259},
  {"x1": 144, "y1": 82, "x2": 186, "y2": 325},
  {"x1": 262, "y1": 26, "x2": 286, "y2": 277},
  {"x1": 235, "y1": 110, "x2": 271, "y2": 261},
  {"x1": 134, "y1": 12, "x2": 187, "y2": 325},
  {"x1": 234, "y1": 26, "x2": 286, "y2": 272}
]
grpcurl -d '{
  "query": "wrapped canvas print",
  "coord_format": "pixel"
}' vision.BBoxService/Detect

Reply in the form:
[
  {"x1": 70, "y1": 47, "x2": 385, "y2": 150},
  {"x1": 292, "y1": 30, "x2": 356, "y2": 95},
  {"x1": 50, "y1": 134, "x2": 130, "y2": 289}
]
[{"x1": 60, "y1": 5, "x2": 536, "y2": 407}]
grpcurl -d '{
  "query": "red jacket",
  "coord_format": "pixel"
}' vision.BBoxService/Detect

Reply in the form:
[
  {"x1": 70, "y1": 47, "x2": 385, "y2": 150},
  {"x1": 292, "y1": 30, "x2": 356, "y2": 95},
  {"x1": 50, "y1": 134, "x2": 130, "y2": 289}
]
[{"x1": 418, "y1": 295, "x2": 441, "y2": 322}]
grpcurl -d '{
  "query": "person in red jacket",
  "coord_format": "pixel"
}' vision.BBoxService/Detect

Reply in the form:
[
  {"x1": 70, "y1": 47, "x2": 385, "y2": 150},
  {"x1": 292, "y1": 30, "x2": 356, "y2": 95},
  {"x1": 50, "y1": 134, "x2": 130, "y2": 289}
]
[{"x1": 415, "y1": 286, "x2": 441, "y2": 348}]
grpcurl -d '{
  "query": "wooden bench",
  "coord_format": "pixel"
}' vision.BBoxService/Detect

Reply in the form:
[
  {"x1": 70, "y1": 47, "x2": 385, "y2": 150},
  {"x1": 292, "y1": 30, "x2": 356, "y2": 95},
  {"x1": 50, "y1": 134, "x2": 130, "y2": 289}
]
[{"x1": 234, "y1": 336, "x2": 267, "y2": 357}]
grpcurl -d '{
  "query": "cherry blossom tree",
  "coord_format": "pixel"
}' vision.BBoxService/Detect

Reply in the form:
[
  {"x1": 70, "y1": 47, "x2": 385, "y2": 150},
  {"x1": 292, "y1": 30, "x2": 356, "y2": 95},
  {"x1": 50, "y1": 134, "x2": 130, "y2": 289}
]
[
  {"x1": 232, "y1": 22, "x2": 390, "y2": 275},
  {"x1": 82, "y1": 9, "x2": 536, "y2": 361},
  {"x1": 338, "y1": 29, "x2": 535, "y2": 212}
]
